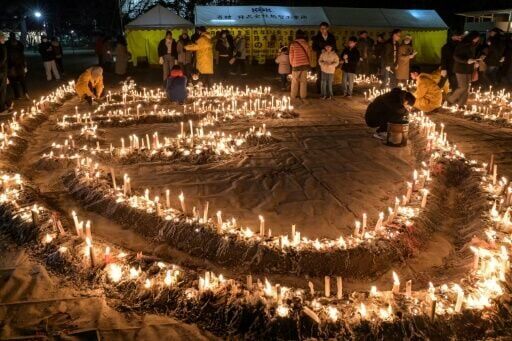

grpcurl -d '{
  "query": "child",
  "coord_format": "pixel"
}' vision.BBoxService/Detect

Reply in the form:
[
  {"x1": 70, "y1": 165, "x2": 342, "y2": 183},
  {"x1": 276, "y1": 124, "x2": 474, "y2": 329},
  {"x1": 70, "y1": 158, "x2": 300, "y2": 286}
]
[
  {"x1": 275, "y1": 46, "x2": 291, "y2": 90},
  {"x1": 166, "y1": 65, "x2": 187, "y2": 104},
  {"x1": 341, "y1": 37, "x2": 360, "y2": 97},
  {"x1": 318, "y1": 44, "x2": 339, "y2": 99}
]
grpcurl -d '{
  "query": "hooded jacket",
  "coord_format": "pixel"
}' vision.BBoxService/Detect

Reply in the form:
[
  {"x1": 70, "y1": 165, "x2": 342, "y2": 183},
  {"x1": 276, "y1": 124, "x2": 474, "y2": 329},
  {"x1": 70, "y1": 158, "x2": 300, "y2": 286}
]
[
  {"x1": 185, "y1": 32, "x2": 213, "y2": 75},
  {"x1": 413, "y1": 73, "x2": 443, "y2": 113},
  {"x1": 75, "y1": 67, "x2": 104, "y2": 98}
]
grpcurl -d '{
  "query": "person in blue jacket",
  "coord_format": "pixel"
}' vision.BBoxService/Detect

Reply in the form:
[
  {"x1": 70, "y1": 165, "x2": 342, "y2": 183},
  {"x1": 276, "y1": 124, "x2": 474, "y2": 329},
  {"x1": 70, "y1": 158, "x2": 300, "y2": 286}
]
[{"x1": 166, "y1": 65, "x2": 187, "y2": 104}]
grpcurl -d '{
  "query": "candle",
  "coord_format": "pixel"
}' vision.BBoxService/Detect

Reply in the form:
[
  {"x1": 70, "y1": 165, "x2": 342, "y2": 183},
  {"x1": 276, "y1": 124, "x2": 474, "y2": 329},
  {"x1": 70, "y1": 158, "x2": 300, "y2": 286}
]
[
  {"x1": 324, "y1": 276, "x2": 330, "y2": 297},
  {"x1": 104, "y1": 246, "x2": 111, "y2": 264},
  {"x1": 375, "y1": 212, "x2": 384, "y2": 231},
  {"x1": 203, "y1": 201, "x2": 209, "y2": 222},
  {"x1": 308, "y1": 281, "x2": 315, "y2": 295},
  {"x1": 86, "y1": 237, "x2": 95, "y2": 268},
  {"x1": 259, "y1": 215, "x2": 265, "y2": 237},
  {"x1": 216, "y1": 211, "x2": 222, "y2": 232},
  {"x1": 405, "y1": 280, "x2": 412, "y2": 298},
  {"x1": 85, "y1": 220, "x2": 92, "y2": 240},
  {"x1": 178, "y1": 192, "x2": 186, "y2": 213},
  {"x1": 354, "y1": 220, "x2": 361, "y2": 237},
  {"x1": 165, "y1": 189, "x2": 170, "y2": 208},
  {"x1": 336, "y1": 276, "x2": 343, "y2": 299},
  {"x1": 110, "y1": 168, "x2": 116, "y2": 189},
  {"x1": 392, "y1": 271, "x2": 400, "y2": 294},
  {"x1": 421, "y1": 189, "x2": 429, "y2": 208},
  {"x1": 454, "y1": 285, "x2": 464, "y2": 312}
]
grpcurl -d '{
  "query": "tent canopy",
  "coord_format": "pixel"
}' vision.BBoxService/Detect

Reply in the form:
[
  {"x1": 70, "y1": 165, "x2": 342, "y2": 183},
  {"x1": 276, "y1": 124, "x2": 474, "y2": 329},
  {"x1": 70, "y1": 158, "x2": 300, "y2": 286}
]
[
  {"x1": 195, "y1": 6, "x2": 329, "y2": 27},
  {"x1": 126, "y1": 4, "x2": 193, "y2": 30}
]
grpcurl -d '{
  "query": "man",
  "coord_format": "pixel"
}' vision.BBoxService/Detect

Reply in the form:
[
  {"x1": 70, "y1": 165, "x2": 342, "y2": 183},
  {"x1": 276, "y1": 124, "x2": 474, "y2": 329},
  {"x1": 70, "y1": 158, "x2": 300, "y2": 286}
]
[
  {"x1": 289, "y1": 30, "x2": 311, "y2": 101},
  {"x1": 7, "y1": 32, "x2": 29, "y2": 100},
  {"x1": 440, "y1": 31, "x2": 462, "y2": 91},
  {"x1": 447, "y1": 31, "x2": 480, "y2": 106},
  {"x1": 382, "y1": 29, "x2": 401, "y2": 88},
  {"x1": 233, "y1": 31, "x2": 247, "y2": 76},
  {"x1": 373, "y1": 33, "x2": 386, "y2": 76},
  {"x1": 312, "y1": 22, "x2": 336, "y2": 93},
  {"x1": 75, "y1": 66, "x2": 104, "y2": 105},
  {"x1": 365, "y1": 88, "x2": 415, "y2": 139},
  {"x1": 158, "y1": 31, "x2": 178, "y2": 81},
  {"x1": 185, "y1": 26, "x2": 213, "y2": 87},
  {"x1": 38, "y1": 35, "x2": 60, "y2": 81},
  {"x1": 484, "y1": 28, "x2": 505, "y2": 85},
  {"x1": 0, "y1": 33, "x2": 7, "y2": 113},
  {"x1": 410, "y1": 66, "x2": 443, "y2": 113},
  {"x1": 357, "y1": 31, "x2": 372, "y2": 75},
  {"x1": 341, "y1": 37, "x2": 360, "y2": 97}
]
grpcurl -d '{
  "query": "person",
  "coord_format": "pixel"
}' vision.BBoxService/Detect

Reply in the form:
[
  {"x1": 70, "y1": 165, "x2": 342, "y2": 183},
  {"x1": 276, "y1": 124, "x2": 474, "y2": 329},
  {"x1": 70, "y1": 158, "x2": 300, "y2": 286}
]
[
  {"x1": 233, "y1": 31, "x2": 247, "y2": 76},
  {"x1": 440, "y1": 31, "x2": 462, "y2": 91},
  {"x1": 215, "y1": 30, "x2": 233, "y2": 79},
  {"x1": 0, "y1": 33, "x2": 8, "y2": 113},
  {"x1": 318, "y1": 44, "x2": 339, "y2": 100},
  {"x1": 312, "y1": 22, "x2": 337, "y2": 93},
  {"x1": 75, "y1": 66, "x2": 104, "y2": 105},
  {"x1": 373, "y1": 33, "x2": 386, "y2": 77},
  {"x1": 341, "y1": 37, "x2": 360, "y2": 98},
  {"x1": 101, "y1": 36, "x2": 114, "y2": 72},
  {"x1": 95, "y1": 33, "x2": 104, "y2": 65},
  {"x1": 51, "y1": 37, "x2": 64, "y2": 76},
  {"x1": 166, "y1": 65, "x2": 187, "y2": 104},
  {"x1": 396, "y1": 35, "x2": 417, "y2": 84},
  {"x1": 177, "y1": 31, "x2": 193, "y2": 77},
  {"x1": 158, "y1": 31, "x2": 178, "y2": 81},
  {"x1": 365, "y1": 88, "x2": 415, "y2": 139},
  {"x1": 275, "y1": 46, "x2": 291, "y2": 90},
  {"x1": 484, "y1": 28, "x2": 505, "y2": 85},
  {"x1": 115, "y1": 35, "x2": 130, "y2": 76},
  {"x1": 38, "y1": 35, "x2": 60, "y2": 81},
  {"x1": 409, "y1": 66, "x2": 442, "y2": 113},
  {"x1": 503, "y1": 34, "x2": 512, "y2": 86},
  {"x1": 6, "y1": 32, "x2": 29, "y2": 100},
  {"x1": 447, "y1": 31, "x2": 480, "y2": 106},
  {"x1": 185, "y1": 26, "x2": 213, "y2": 87},
  {"x1": 289, "y1": 29, "x2": 311, "y2": 101},
  {"x1": 357, "y1": 31, "x2": 372, "y2": 75},
  {"x1": 382, "y1": 29, "x2": 401, "y2": 88}
]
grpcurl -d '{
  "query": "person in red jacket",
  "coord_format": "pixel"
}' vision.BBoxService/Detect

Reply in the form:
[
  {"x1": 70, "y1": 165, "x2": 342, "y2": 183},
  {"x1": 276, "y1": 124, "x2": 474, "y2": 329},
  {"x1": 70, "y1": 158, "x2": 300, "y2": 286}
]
[{"x1": 289, "y1": 30, "x2": 311, "y2": 100}]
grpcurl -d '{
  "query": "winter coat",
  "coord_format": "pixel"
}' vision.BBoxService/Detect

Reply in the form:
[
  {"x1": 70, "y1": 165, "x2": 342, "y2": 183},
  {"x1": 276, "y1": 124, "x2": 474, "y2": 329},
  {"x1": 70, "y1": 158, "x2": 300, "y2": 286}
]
[
  {"x1": 413, "y1": 73, "x2": 443, "y2": 113},
  {"x1": 453, "y1": 42, "x2": 477, "y2": 74},
  {"x1": 234, "y1": 36, "x2": 247, "y2": 60},
  {"x1": 52, "y1": 44, "x2": 63, "y2": 60},
  {"x1": 166, "y1": 75, "x2": 188, "y2": 103},
  {"x1": 312, "y1": 32, "x2": 337, "y2": 54},
  {"x1": 115, "y1": 44, "x2": 130, "y2": 75},
  {"x1": 275, "y1": 52, "x2": 291, "y2": 74},
  {"x1": 177, "y1": 39, "x2": 193, "y2": 65},
  {"x1": 341, "y1": 47, "x2": 360, "y2": 74},
  {"x1": 382, "y1": 40, "x2": 399, "y2": 68},
  {"x1": 485, "y1": 36, "x2": 506, "y2": 67},
  {"x1": 215, "y1": 38, "x2": 232, "y2": 57},
  {"x1": 318, "y1": 50, "x2": 339, "y2": 74},
  {"x1": 440, "y1": 40, "x2": 457, "y2": 73},
  {"x1": 357, "y1": 38, "x2": 371, "y2": 60},
  {"x1": 185, "y1": 32, "x2": 213, "y2": 75},
  {"x1": 38, "y1": 41, "x2": 55, "y2": 61},
  {"x1": 6, "y1": 40, "x2": 25, "y2": 77},
  {"x1": 289, "y1": 39, "x2": 311, "y2": 69},
  {"x1": 158, "y1": 38, "x2": 178, "y2": 58},
  {"x1": 365, "y1": 88, "x2": 409, "y2": 128},
  {"x1": 396, "y1": 43, "x2": 414, "y2": 80},
  {"x1": 75, "y1": 67, "x2": 104, "y2": 98}
]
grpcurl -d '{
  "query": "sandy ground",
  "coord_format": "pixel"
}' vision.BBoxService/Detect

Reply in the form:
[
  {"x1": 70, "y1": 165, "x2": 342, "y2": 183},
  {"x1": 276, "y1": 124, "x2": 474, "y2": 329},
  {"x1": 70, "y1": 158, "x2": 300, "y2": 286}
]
[{"x1": 2, "y1": 52, "x2": 512, "y2": 339}]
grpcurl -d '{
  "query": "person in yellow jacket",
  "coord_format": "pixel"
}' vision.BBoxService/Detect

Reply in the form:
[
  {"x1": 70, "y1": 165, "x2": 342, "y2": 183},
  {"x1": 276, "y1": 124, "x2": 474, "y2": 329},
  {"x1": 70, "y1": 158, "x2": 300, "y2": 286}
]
[
  {"x1": 75, "y1": 66, "x2": 104, "y2": 105},
  {"x1": 185, "y1": 26, "x2": 213, "y2": 87},
  {"x1": 410, "y1": 66, "x2": 443, "y2": 113}
]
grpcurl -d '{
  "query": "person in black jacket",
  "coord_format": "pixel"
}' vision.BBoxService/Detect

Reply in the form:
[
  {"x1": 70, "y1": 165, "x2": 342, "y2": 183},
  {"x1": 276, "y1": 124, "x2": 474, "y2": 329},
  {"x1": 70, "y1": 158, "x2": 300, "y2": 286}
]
[
  {"x1": 157, "y1": 31, "x2": 178, "y2": 82},
  {"x1": 341, "y1": 37, "x2": 360, "y2": 97},
  {"x1": 447, "y1": 31, "x2": 480, "y2": 106},
  {"x1": 440, "y1": 31, "x2": 462, "y2": 91},
  {"x1": 485, "y1": 28, "x2": 506, "y2": 85},
  {"x1": 365, "y1": 88, "x2": 415, "y2": 139},
  {"x1": 215, "y1": 30, "x2": 234, "y2": 79},
  {"x1": 373, "y1": 33, "x2": 386, "y2": 76},
  {"x1": 312, "y1": 22, "x2": 337, "y2": 93},
  {"x1": 0, "y1": 33, "x2": 8, "y2": 113},
  {"x1": 6, "y1": 33, "x2": 29, "y2": 100},
  {"x1": 382, "y1": 29, "x2": 402, "y2": 88},
  {"x1": 38, "y1": 35, "x2": 60, "y2": 81}
]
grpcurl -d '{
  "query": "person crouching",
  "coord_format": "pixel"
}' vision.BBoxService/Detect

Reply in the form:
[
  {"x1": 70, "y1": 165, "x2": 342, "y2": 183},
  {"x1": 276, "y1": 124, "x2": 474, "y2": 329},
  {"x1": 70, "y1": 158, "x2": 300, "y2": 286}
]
[
  {"x1": 409, "y1": 65, "x2": 443, "y2": 113},
  {"x1": 166, "y1": 65, "x2": 187, "y2": 104},
  {"x1": 75, "y1": 66, "x2": 104, "y2": 105},
  {"x1": 365, "y1": 88, "x2": 415, "y2": 140}
]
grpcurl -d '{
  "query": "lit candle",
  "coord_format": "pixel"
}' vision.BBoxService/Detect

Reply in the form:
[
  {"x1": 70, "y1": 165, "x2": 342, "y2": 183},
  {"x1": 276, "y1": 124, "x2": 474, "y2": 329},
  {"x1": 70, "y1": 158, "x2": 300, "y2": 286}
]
[
  {"x1": 336, "y1": 276, "x2": 343, "y2": 299},
  {"x1": 178, "y1": 192, "x2": 186, "y2": 213},
  {"x1": 165, "y1": 189, "x2": 170, "y2": 208},
  {"x1": 203, "y1": 201, "x2": 209, "y2": 222},
  {"x1": 392, "y1": 271, "x2": 400, "y2": 294},
  {"x1": 405, "y1": 280, "x2": 412, "y2": 298},
  {"x1": 421, "y1": 189, "x2": 429, "y2": 208},
  {"x1": 259, "y1": 215, "x2": 265, "y2": 237},
  {"x1": 324, "y1": 276, "x2": 330, "y2": 297},
  {"x1": 454, "y1": 285, "x2": 464, "y2": 312}
]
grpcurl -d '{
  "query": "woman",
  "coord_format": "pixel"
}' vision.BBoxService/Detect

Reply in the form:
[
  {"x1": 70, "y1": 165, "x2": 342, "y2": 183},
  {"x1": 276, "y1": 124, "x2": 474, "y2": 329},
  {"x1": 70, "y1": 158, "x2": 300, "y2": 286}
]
[
  {"x1": 115, "y1": 35, "x2": 130, "y2": 76},
  {"x1": 289, "y1": 30, "x2": 311, "y2": 100},
  {"x1": 215, "y1": 30, "x2": 233, "y2": 78},
  {"x1": 177, "y1": 31, "x2": 193, "y2": 76},
  {"x1": 185, "y1": 26, "x2": 213, "y2": 87},
  {"x1": 395, "y1": 35, "x2": 416, "y2": 84},
  {"x1": 75, "y1": 66, "x2": 104, "y2": 105},
  {"x1": 51, "y1": 37, "x2": 64, "y2": 76}
]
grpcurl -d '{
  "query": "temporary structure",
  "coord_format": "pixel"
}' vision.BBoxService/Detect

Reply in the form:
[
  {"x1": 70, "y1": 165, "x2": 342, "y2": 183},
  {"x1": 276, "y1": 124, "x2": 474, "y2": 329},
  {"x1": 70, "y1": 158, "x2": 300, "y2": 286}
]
[
  {"x1": 194, "y1": 6, "x2": 448, "y2": 64},
  {"x1": 125, "y1": 4, "x2": 193, "y2": 65}
]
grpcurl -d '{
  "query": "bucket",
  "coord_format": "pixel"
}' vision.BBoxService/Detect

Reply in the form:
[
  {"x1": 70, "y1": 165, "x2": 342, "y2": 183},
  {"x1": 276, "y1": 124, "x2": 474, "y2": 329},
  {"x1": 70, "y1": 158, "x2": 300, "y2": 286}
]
[{"x1": 386, "y1": 122, "x2": 409, "y2": 147}]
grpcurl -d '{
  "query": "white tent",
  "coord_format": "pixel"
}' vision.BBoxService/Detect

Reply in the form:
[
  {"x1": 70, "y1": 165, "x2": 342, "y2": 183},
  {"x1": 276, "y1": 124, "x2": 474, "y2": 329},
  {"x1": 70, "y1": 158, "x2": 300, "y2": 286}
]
[
  {"x1": 126, "y1": 4, "x2": 193, "y2": 29},
  {"x1": 195, "y1": 6, "x2": 329, "y2": 27}
]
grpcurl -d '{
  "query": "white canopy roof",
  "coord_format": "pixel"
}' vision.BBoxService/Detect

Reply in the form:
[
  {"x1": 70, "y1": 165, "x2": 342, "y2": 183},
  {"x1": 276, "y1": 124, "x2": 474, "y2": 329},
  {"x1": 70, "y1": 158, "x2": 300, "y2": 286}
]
[
  {"x1": 126, "y1": 4, "x2": 193, "y2": 29},
  {"x1": 195, "y1": 6, "x2": 329, "y2": 27}
]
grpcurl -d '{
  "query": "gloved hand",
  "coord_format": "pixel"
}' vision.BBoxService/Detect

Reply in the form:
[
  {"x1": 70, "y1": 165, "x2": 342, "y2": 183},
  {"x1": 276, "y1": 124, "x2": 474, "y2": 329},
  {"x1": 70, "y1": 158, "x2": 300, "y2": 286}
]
[{"x1": 440, "y1": 70, "x2": 447, "y2": 77}]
